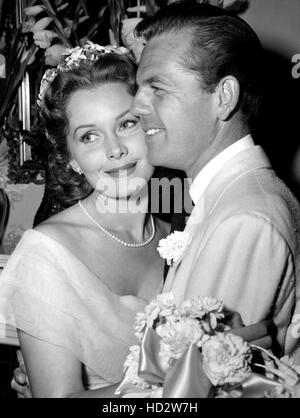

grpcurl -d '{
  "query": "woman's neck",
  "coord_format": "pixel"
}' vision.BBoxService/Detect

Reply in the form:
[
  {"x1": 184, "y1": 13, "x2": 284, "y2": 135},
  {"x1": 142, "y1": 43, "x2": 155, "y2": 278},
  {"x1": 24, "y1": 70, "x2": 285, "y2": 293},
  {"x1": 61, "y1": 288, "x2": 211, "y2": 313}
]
[{"x1": 83, "y1": 190, "x2": 151, "y2": 242}]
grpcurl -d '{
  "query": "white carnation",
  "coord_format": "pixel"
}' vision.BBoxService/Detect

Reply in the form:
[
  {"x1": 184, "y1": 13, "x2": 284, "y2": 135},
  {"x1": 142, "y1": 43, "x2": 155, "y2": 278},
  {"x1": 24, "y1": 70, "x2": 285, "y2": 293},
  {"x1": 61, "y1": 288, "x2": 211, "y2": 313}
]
[{"x1": 157, "y1": 231, "x2": 191, "y2": 266}]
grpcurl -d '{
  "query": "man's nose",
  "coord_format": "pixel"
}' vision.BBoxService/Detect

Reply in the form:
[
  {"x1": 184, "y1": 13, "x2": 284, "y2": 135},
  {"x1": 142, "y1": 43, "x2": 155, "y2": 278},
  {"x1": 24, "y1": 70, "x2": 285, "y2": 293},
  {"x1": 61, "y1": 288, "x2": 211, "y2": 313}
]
[
  {"x1": 106, "y1": 135, "x2": 128, "y2": 160},
  {"x1": 131, "y1": 89, "x2": 151, "y2": 117}
]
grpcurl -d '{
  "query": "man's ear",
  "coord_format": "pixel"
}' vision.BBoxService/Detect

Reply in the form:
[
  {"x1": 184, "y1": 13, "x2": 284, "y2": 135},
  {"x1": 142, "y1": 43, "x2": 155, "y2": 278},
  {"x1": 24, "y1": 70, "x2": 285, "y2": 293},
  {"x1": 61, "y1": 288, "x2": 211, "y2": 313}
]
[{"x1": 215, "y1": 76, "x2": 240, "y2": 121}]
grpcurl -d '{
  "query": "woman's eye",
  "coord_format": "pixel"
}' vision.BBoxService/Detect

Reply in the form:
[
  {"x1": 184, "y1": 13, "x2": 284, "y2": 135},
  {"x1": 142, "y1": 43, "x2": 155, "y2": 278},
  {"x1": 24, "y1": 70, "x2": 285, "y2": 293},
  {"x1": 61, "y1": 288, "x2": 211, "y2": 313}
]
[
  {"x1": 119, "y1": 119, "x2": 138, "y2": 131},
  {"x1": 80, "y1": 132, "x2": 103, "y2": 144}
]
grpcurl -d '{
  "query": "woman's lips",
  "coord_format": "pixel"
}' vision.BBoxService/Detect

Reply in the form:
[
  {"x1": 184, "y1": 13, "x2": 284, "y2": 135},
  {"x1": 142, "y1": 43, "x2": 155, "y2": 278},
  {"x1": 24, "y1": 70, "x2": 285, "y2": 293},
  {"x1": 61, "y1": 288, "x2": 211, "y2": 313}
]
[{"x1": 105, "y1": 162, "x2": 137, "y2": 177}]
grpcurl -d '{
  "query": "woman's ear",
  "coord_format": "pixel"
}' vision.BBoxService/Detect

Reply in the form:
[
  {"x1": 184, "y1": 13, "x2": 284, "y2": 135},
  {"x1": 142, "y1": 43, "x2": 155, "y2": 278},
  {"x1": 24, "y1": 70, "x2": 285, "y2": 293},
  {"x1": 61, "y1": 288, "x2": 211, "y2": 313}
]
[
  {"x1": 69, "y1": 159, "x2": 83, "y2": 175},
  {"x1": 215, "y1": 76, "x2": 240, "y2": 121}
]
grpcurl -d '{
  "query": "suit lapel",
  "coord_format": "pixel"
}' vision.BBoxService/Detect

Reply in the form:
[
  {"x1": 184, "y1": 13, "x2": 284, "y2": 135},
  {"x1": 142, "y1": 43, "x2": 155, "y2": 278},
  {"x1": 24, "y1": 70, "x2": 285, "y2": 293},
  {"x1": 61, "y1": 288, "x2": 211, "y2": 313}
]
[
  {"x1": 202, "y1": 145, "x2": 272, "y2": 218},
  {"x1": 163, "y1": 145, "x2": 272, "y2": 293}
]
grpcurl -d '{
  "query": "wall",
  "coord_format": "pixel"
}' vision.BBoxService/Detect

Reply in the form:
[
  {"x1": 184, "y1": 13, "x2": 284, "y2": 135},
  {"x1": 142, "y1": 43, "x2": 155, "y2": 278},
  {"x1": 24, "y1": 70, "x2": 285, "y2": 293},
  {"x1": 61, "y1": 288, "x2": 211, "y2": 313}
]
[
  {"x1": 243, "y1": 0, "x2": 300, "y2": 58},
  {"x1": 242, "y1": 0, "x2": 300, "y2": 200},
  {"x1": 2, "y1": 184, "x2": 44, "y2": 254}
]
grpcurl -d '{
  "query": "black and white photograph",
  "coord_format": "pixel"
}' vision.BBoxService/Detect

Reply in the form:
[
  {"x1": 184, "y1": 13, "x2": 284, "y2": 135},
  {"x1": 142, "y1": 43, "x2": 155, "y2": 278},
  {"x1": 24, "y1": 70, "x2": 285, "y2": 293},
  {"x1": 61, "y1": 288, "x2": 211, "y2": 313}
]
[{"x1": 0, "y1": 0, "x2": 300, "y2": 402}]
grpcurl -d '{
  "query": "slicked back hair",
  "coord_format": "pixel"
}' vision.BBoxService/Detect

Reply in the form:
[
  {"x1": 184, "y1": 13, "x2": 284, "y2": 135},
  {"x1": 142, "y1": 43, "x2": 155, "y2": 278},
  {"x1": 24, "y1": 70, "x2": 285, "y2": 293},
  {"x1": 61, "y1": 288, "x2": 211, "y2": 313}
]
[{"x1": 135, "y1": 0, "x2": 264, "y2": 129}]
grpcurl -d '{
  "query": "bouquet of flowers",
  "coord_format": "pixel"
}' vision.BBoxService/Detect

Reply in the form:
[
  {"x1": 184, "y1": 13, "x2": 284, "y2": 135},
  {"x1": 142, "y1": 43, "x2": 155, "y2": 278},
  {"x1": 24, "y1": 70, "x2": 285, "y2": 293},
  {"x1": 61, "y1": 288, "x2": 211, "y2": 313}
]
[{"x1": 115, "y1": 292, "x2": 300, "y2": 398}]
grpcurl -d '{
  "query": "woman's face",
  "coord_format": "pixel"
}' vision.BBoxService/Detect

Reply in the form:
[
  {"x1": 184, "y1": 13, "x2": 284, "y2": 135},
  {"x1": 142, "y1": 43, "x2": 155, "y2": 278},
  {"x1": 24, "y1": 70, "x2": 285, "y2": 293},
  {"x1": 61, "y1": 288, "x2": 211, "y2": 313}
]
[{"x1": 66, "y1": 82, "x2": 154, "y2": 200}]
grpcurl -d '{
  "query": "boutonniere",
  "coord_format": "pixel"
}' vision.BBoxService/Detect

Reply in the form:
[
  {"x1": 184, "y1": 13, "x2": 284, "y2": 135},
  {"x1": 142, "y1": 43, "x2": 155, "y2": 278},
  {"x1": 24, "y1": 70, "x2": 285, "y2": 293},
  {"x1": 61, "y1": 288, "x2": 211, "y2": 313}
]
[{"x1": 157, "y1": 231, "x2": 192, "y2": 266}]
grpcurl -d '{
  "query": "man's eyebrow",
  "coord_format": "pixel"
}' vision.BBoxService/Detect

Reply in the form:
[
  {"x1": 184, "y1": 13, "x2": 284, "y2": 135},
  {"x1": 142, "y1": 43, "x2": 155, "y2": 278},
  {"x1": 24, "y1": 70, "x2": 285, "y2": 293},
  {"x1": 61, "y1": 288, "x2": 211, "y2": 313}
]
[{"x1": 143, "y1": 75, "x2": 171, "y2": 86}]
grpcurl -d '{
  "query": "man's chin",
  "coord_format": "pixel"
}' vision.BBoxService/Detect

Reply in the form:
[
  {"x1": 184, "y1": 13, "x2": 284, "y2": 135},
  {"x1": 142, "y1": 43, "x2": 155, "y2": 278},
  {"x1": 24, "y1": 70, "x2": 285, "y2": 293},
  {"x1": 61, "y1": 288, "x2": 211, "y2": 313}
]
[{"x1": 148, "y1": 152, "x2": 165, "y2": 167}]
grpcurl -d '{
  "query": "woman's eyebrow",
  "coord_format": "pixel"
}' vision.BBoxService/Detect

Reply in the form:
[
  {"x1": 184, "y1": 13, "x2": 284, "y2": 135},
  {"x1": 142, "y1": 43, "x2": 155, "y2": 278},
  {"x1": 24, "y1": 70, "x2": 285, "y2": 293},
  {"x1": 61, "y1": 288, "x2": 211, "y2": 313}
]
[
  {"x1": 73, "y1": 109, "x2": 131, "y2": 135},
  {"x1": 116, "y1": 109, "x2": 130, "y2": 120},
  {"x1": 73, "y1": 124, "x2": 96, "y2": 136}
]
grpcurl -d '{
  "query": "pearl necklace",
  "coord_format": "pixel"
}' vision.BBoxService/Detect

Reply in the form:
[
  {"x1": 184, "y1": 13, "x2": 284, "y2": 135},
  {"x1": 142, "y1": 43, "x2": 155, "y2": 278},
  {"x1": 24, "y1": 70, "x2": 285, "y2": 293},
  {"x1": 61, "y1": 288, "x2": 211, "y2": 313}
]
[{"x1": 78, "y1": 200, "x2": 156, "y2": 248}]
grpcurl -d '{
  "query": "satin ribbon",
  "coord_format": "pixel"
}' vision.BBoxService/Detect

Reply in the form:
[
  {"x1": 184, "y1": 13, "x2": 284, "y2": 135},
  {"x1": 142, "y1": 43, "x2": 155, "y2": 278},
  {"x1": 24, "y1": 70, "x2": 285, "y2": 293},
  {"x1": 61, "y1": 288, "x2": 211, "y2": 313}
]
[
  {"x1": 162, "y1": 342, "x2": 213, "y2": 398},
  {"x1": 117, "y1": 327, "x2": 213, "y2": 398},
  {"x1": 139, "y1": 327, "x2": 172, "y2": 383},
  {"x1": 242, "y1": 373, "x2": 280, "y2": 398},
  {"x1": 116, "y1": 326, "x2": 280, "y2": 398}
]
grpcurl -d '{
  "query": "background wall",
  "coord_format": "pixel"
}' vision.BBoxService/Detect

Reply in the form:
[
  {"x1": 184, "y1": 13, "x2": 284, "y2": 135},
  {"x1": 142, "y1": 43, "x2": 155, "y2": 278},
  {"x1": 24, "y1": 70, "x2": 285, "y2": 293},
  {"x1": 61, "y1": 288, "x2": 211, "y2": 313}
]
[
  {"x1": 243, "y1": 0, "x2": 300, "y2": 58},
  {"x1": 242, "y1": 0, "x2": 300, "y2": 201},
  {"x1": 2, "y1": 184, "x2": 44, "y2": 254}
]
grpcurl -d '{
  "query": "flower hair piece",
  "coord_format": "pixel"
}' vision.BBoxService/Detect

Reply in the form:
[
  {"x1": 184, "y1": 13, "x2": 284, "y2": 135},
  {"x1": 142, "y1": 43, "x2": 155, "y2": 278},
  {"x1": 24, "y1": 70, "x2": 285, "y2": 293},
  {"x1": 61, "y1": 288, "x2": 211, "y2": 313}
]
[{"x1": 37, "y1": 41, "x2": 130, "y2": 109}]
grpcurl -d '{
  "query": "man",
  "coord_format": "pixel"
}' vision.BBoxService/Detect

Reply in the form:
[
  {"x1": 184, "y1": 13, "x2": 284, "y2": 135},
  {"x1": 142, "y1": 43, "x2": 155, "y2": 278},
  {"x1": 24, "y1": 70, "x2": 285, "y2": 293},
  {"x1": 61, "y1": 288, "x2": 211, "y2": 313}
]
[{"x1": 131, "y1": 0, "x2": 300, "y2": 358}]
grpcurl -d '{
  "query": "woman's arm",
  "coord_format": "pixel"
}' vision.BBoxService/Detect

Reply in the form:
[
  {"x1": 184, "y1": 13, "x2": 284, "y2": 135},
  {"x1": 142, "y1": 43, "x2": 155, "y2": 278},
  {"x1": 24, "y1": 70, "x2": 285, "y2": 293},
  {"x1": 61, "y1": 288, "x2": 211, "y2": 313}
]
[{"x1": 18, "y1": 330, "x2": 119, "y2": 398}]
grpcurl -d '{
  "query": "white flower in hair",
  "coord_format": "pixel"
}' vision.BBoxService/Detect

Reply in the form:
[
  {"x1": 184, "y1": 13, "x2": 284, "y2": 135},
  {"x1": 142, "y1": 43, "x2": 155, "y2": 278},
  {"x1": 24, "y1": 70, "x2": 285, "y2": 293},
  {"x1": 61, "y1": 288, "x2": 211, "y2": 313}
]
[
  {"x1": 37, "y1": 67, "x2": 58, "y2": 109},
  {"x1": 37, "y1": 42, "x2": 131, "y2": 109},
  {"x1": 64, "y1": 46, "x2": 85, "y2": 66},
  {"x1": 157, "y1": 231, "x2": 191, "y2": 266}
]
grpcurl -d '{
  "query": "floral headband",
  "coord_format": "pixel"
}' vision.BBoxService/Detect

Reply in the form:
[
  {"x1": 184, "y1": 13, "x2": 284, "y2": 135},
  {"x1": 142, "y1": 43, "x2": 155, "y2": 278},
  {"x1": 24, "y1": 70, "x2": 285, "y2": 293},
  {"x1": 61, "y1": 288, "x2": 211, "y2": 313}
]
[{"x1": 37, "y1": 41, "x2": 130, "y2": 109}]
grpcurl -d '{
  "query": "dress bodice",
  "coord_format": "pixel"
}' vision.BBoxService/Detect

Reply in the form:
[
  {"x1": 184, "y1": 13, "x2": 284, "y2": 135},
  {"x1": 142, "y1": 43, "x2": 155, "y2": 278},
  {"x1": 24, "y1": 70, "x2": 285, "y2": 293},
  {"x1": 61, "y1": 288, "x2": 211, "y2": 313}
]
[{"x1": 0, "y1": 229, "x2": 154, "y2": 389}]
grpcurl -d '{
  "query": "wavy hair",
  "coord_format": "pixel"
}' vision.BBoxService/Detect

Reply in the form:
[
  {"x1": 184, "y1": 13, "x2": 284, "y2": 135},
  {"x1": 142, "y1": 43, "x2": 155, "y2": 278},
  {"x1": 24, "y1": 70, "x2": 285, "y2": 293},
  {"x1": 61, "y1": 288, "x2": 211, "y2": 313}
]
[{"x1": 40, "y1": 52, "x2": 137, "y2": 207}]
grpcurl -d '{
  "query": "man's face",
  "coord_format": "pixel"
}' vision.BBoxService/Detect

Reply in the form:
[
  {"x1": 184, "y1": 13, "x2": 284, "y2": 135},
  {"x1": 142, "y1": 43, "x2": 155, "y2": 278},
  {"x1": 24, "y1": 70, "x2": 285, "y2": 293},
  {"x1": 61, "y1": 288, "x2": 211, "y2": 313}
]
[{"x1": 132, "y1": 30, "x2": 219, "y2": 178}]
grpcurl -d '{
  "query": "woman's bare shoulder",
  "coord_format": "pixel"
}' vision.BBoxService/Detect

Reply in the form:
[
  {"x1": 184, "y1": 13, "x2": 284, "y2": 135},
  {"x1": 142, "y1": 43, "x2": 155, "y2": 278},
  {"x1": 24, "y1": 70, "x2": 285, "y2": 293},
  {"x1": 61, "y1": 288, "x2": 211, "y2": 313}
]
[{"x1": 34, "y1": 204, "x2": 83, "y2": 244}]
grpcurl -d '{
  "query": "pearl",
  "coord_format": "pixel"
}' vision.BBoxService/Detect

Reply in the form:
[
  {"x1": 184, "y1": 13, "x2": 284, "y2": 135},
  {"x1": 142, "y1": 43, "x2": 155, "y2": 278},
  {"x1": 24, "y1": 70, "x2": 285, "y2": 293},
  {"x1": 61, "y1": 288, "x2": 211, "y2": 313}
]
[{"x1": 78, "y1": 200, "x2": 155, "y2": 248}]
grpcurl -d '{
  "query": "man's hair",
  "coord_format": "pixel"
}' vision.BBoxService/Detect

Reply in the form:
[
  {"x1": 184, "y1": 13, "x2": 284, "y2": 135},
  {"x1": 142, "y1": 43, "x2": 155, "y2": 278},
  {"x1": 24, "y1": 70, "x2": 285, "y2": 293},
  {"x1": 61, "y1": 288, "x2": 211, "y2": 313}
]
[
  {"x1": 41, "y1": 53, "x2": 137, "y2": 207},
  {"x1": 135, "y1": 0, "x2": 264, "y2": 128}
]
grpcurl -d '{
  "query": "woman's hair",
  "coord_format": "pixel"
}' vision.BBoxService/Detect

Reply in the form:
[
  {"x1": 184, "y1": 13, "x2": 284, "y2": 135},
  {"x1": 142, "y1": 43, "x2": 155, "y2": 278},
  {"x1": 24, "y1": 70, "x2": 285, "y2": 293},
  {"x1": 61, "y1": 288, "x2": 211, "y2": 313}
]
[{"x1": 41, "y1": 52, "x2": 137, "y2": 207}]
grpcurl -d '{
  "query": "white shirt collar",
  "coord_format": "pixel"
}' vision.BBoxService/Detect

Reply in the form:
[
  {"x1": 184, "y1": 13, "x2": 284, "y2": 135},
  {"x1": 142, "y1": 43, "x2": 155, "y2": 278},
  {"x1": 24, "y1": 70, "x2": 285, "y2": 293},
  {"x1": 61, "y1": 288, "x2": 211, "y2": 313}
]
[{"x1": 189, "y1": 134, "x2": 255, "y2": 205}]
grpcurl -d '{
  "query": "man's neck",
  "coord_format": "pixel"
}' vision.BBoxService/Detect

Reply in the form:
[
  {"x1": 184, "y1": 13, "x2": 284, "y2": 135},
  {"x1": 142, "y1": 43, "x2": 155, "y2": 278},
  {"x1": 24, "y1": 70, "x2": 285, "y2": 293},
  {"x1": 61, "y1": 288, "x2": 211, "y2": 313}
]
[
  {"x1": 188, "y1": 134, "x2": 255, "y2": 205},
  {"x1": 186, "y1": 124, "x2": 250, "y2": 180}
]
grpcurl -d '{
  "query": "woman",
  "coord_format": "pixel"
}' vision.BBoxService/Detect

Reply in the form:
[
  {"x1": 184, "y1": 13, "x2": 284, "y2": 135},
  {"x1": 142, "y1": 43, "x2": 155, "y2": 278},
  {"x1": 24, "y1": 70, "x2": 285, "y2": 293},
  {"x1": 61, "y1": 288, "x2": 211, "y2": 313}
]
[{"x1": 0, "y1": 43, "x2": 169, "y2": 397}]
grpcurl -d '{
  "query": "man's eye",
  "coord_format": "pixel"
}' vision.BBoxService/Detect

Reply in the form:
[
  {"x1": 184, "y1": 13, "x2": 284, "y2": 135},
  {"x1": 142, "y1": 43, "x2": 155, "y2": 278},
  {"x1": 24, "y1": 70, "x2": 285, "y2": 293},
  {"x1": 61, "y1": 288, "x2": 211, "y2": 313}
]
[
  {"x1": 119, "y1": 119, "x2": 138, "y2": 131},
  {"x1": 151, "y1": 85, "x2": 160, "y2": 91},
  {"x1": 80, "y1": 132, "x2": 103, "y2": 144},
  {"x1": 151, "y1": 85, "x2": 164, "y2": 95}
]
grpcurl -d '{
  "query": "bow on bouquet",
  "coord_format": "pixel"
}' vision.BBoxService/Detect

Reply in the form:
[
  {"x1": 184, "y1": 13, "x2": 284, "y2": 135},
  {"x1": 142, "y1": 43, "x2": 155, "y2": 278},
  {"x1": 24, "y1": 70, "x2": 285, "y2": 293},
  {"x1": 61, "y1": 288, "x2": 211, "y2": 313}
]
[{"x1": 115, "y1": 293, "x2": 300, "y2": 398}]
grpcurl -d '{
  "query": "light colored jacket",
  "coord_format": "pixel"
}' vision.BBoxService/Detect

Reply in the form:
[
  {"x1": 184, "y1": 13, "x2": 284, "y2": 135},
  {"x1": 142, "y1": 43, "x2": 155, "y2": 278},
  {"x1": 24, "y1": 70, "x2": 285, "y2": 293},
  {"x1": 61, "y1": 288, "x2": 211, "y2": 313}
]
[{"x1": 164, "y1": 145, "x2": 300, "y2": 358}]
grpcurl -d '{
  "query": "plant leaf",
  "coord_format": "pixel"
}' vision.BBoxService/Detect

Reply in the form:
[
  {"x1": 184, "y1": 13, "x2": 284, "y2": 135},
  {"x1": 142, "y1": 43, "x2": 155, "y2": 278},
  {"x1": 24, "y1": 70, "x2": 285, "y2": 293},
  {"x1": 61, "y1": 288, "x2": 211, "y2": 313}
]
[
  {"x1": 86, "y1": 5, "x2": 108, "y2": 40},
  {"x1": 107, "y1": 0, "x2": 126, "y2": 46},
  {"x1": 144, "y1": 0, "x2": 160, "y2": 15},
  {"x1": 0, "y1": 45, "x2": 38, "y2": 127},
  {"x1": 41, "y1": 0, "x2": 72, "y2": 47}
]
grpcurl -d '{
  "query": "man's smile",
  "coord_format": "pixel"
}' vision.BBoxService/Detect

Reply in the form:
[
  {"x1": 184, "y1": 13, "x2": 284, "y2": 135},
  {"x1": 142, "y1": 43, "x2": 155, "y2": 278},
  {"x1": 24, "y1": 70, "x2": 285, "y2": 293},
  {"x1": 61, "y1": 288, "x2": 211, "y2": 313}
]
[{"x1": 145, "y1": 128, "x2": 165, "y2": 136}]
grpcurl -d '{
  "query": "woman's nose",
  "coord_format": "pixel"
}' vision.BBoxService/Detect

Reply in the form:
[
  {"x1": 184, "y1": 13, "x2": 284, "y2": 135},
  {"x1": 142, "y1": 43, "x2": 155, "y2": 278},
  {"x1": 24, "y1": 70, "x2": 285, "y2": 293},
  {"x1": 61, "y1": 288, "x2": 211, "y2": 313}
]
[{"x1": 106, "y1": 137, "x2": 128, "y2": 160}]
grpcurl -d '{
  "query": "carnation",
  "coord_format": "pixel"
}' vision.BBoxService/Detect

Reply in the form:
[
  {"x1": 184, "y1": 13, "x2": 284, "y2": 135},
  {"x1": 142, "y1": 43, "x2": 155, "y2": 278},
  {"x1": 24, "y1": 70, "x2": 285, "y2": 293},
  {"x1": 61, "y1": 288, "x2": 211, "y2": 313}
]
[
  {"x1": 157, "y1": 317, "x2": 208, "y2": 363},
  {"x1": 157, "y1": 231, "x2": 191, "y2": 266},
  {"x1": 134, "y1": 292, "x2": 178, "y2": 340},
  {"x1": 202, "y1": 332, "x2": 252, "y2": 386},
  {"x1": 180, "y1": 296, "x2": 224, "y2": 329}
]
